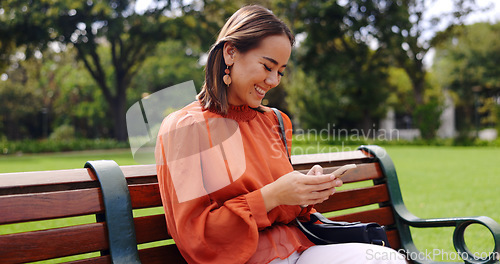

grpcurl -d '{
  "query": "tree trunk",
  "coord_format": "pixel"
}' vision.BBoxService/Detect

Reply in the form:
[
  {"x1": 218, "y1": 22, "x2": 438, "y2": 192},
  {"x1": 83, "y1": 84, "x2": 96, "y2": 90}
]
[
  {"x1": 410, "y1": 57, "x2": 426, "y2": 106},
  {"x1": 361, "y1": 111, "x2": 373, "y2": 139},
  {"x1": 109, "y1": 93, "x2": 128, "y2": 142},
  {"x1": 412, "y1": 76, "x2": 425, "y2": 106}
]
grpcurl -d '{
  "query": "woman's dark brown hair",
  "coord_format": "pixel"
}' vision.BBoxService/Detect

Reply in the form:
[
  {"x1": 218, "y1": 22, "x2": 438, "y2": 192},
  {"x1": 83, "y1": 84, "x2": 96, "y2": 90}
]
[{"x1": 197, "y1": 5, "x2": 295, "y2": 114}]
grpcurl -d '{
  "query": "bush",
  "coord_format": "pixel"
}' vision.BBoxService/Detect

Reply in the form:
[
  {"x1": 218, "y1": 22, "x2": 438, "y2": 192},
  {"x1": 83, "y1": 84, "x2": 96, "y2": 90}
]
[
  {"x1": 413, "y1": 98, "x2": 443, "y2": 140},
  {"x1": 291, "y1": 133, "x2": 500, "y2": 148},
  {"x1": 49, "y1": 124, "x2": 75, "y2": 141},
  {"x1": 0, "y1": 138, "x2": 129, "y2": 155}
]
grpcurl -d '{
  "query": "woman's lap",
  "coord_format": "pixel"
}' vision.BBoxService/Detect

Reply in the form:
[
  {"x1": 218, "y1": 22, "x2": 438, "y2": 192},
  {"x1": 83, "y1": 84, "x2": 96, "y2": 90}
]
[{"x1": 269, "y1": 243, "x2": 408, "y2": 264}]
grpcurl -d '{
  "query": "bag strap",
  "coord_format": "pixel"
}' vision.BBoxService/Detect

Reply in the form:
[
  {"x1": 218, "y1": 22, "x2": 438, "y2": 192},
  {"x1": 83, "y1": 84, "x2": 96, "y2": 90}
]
[
  {"x1": 295, "y1": 218, "x2": 337, "y2": 245},
  {"x1": 308, "y1": 212, "x2": 360, "y2": 226},
  {"x1": 271, "y1": 109, "x2": 355, "y2": 226},
  {"x1": 271, "y1": 108, "x2": 291, "y2": 163},
  {"x1": 85, "y1": 160, "x2": 141, "y2": 264}
]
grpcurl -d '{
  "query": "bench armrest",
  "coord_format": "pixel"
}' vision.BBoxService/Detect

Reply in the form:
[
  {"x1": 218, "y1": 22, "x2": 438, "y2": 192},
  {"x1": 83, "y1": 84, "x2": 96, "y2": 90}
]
[
  {"x1": 359, "y1": 145, "x2": 500, "y2": 264},
  {"x1": 399, "y1": 208, "x2": 500, "y2": 264}
]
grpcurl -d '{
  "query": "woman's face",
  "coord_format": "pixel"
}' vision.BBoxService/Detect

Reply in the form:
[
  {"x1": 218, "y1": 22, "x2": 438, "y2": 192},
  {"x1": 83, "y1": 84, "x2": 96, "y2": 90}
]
[{"x1": 224, "y1": 35, "x2": 292, "y2": 108}]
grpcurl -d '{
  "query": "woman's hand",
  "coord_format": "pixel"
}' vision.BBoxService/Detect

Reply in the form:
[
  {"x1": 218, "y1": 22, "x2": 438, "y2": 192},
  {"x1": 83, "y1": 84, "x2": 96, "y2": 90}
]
[{"x1": 261, "y1": 165, "x2": 343, "y2": 212}]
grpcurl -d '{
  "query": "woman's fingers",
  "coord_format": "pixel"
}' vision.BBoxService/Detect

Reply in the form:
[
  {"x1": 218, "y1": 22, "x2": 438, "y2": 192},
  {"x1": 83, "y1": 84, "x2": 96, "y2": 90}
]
[
  {"x1": 300, "y1": 173, "x2": 342, "y2": 187},
  {"x1": 307, "y1": 164, "x2": 323, "y2": 176},
  {"x1": 263, "y1": 169, "x2": 344, "y2": 209},
  {"x1": 307, "y1": 178, "x2": 343, "y2": 191}
]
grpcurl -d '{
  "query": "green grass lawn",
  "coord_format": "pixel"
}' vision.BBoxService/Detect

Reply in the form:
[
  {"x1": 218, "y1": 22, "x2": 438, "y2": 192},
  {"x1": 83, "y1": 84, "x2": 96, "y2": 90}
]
[
  {"x1": 0, "y1": 148, "x2": 138, "y2": 173},
  {"x1": 383, "y1": 146, "x2": 499, "y2": 260},
  {"x1": 1, "y1": 145, "x2": 499, "y2": 262}
]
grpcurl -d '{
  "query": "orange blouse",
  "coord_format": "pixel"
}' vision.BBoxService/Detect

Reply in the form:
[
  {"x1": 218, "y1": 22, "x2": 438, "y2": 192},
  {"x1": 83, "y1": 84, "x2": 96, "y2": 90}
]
[{"x1": 155, "y1": 101, "x2": 314, "y2": 264}]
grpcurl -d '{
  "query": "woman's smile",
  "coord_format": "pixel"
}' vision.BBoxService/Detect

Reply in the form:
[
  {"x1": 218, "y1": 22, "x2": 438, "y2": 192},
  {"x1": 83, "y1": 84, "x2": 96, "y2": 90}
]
[{"x1": 254, "y1": 85, "x2": 267, "y2": 98}]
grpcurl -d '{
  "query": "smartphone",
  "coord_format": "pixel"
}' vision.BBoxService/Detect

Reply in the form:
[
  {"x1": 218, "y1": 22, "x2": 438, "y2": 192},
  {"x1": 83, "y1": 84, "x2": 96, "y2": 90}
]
[
  {"x1": 332, "y1": 164, "x2": 357, "y2": 179},
  {"x1": 299, "y1": 163, "x2": 357, "y2": 208}
]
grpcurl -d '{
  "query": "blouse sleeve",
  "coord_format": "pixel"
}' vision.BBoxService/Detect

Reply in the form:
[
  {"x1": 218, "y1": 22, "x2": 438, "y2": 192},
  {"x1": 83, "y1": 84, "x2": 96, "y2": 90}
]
[
  {"x1": 269, "y1": 110, "x2": 315, "y2": 222},
  {"x1": 155, "y1": 110, "x2": 272, "y2": 264}
]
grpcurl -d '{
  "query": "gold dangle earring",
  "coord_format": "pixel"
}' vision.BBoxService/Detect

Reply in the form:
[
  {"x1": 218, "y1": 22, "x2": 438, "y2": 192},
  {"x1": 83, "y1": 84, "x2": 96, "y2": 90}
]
[{"x1": 223, "y1": 65, "x2": 232, "y2": 86}]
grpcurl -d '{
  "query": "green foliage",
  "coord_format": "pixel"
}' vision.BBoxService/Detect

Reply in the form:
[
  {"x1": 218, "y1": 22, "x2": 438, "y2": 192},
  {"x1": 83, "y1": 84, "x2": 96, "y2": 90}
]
[
  {"x1": 0, "y1": 138, "x2": 128, "y2": 155},
  {"x1": 278, "y1": 0, "x2": 393, "y2": 131},
  {"x1": 284, "y1": 68, "x2": 342, "y2": 130},
  {"x1": 413, "y1": 97, "x2": 443, "y2": 140},
  {"x1": 1, "y1": 0, "x2": 220, "y2": 141},
  {"x1": 2, "y1": 0, "x2": 497, "y2": 144},
  {"x1": 433, "y1": 22, "x2": 500, "y2": 134},
  {"x1": 387, "y1": 67, "x2": 414, "y2": 112},
  {"x1": 128, "y1": 40, "x2": 204, "y2": 99},
  {"x1": 0, "y1": 73, "x2": 44, "y2": 139},
  {"x1": 291, "y1": 131, "x2": 500, "y2": 148},
  {"x1": 0, "y1": 45, "x2": 111, "y2": 139},
  {"x1": 49, "y1": 124, "x2": 75, "y2": 141}
]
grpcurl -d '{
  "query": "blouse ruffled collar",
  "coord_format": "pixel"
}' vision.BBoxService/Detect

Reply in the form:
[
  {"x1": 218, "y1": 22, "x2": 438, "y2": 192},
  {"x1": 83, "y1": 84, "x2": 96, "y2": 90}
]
[{"x1": 223, "y1": 104, "x2": 258, "y2": 122}]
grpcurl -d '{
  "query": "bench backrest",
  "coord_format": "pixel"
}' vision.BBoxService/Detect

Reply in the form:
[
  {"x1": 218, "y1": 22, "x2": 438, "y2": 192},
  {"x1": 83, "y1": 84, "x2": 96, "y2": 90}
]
[{"x1": 0, "y1": 147, "x2": 400, "y2": 263}]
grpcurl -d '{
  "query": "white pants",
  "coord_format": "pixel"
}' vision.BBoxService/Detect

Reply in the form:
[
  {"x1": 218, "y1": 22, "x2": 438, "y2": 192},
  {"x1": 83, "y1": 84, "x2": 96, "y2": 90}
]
[{"x1": 269, "y1": 243, "x2": 408, "y2": 264}]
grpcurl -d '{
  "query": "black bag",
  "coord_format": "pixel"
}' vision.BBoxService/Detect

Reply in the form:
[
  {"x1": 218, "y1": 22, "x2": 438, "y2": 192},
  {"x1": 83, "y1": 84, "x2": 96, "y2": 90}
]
[
  {"x1": 296, "y1": 212, "x2": 390, "y2": 247},
  {"x1": 270, "y1": 108, "x2": 390, "y2": 248}
]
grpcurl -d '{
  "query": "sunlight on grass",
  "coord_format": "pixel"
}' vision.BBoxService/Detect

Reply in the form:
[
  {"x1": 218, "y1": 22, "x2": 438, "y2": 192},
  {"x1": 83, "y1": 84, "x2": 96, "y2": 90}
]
[
  {"x1": 385, "y1": 146, "x2": 500, "y2": 259},
  {"x1": 0, "y1": 215, "x2": 96, "y2": 235}
]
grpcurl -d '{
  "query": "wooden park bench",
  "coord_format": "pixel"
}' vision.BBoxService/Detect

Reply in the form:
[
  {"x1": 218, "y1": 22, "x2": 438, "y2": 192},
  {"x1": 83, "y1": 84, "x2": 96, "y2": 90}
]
[{"x1": 0, "y1": 145, "x2": 499, "y2": 263}]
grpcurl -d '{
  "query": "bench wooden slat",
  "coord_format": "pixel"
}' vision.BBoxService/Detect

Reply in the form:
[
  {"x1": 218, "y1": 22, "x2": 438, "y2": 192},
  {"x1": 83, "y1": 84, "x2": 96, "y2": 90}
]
[
  {"x1": 0, "y1": 188, "x2": 103, "y2": 224},
  {"x1": 329, "y1": 207, "x2": 395, "y2": 227},
  {"x1": 0, "y1": 169, "x2": 97, "y2": 195},
  {"x1": 386, "y1": 229, "x2": 401, "y2": 250},
  {"x1": 121, "y1": 164, "x2": 157, "y2": 178},
  {"x1": 335, "y1": 163, "x2": 382, "y2": 184},
  {"x1": 138, "y1": 245, "x2": 187, "y2": 264},
  {"x1": 135, "y1": 214, "x2": 171, "y2": 243},
  {"x1": 314, "y1": 184, "x2": 390, "y2": 213},
  {"x1": 291, "y1": 150, "x2": 370, "y2": 166},
  {"x1": 129, "y1": 183, "x2": 162, "y2": 209},
  {"x1": 0, "y1": 169, "x2": 93, "y2": 189},
  {"x1": 0, "y1": 222, "x2": 107, "y2": 263},
  {"x1": 297, "y1": 163, "x2": 383, "y2": 184}
]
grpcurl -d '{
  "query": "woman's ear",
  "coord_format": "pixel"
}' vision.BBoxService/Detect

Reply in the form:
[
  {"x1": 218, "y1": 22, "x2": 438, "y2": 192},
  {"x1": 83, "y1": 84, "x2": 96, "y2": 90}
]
[{"x1": 222, "y1": 42, "x2": 235, "y2": 66}]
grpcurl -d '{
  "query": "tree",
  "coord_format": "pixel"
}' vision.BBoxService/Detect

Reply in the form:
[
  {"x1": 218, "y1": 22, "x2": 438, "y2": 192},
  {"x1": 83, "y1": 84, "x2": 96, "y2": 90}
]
[
  {"x1": 377, "y1": 0, "x2": 487, "y2": 106},
  {"x1": 274, "y1": 0, "x2": 486, "y2": 138},
  {"x1": 0, "y1": 61, "x2": 44, "y2": 139},
  {"x1": 128, "y1": 40, "x2": 205, "y2": 100},
  {"x1": 275, "y1": 0, "x2": 394, "y2": 132},
  {"x1": 0, "y1": 43, "x2": 112, "y2": 139},
  {"x1": 1, "y1": 0, "x2": 215, "y2": 141},
  {"x1": 433, "y1": 22, "x2": 500, "y2": 133}
]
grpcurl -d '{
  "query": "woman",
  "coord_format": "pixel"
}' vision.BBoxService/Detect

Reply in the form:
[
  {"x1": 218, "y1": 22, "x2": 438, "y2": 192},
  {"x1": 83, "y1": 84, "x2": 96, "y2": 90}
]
[{"x1": 155, "y1": 5, "x2": 407, "y2": 264}]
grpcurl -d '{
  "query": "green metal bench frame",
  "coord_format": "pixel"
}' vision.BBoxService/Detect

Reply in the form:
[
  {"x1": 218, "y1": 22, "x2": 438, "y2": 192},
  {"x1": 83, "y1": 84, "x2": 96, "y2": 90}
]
[{"x1": 360, "y1": 145, "x2": 500, "y2": 264}]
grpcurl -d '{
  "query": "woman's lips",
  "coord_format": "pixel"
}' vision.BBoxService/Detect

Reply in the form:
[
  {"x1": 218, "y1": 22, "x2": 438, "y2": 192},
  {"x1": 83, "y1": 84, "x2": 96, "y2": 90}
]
[{"x1": 254, "y1": 85, "x2": 266, "y2": 98}]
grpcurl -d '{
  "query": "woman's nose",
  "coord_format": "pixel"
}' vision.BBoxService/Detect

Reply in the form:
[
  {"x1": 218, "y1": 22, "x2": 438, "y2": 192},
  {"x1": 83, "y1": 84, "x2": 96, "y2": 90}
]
[{"x1": 265, "y1": 73, "x2": 280, "y2": 88}]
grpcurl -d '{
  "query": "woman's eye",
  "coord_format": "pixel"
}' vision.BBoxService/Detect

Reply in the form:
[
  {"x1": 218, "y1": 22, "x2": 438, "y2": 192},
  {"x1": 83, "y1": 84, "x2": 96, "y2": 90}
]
[{"x1": 264, "y1": 64, "x2": 285, "y2": 77}]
